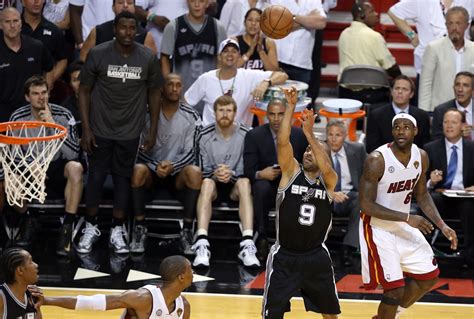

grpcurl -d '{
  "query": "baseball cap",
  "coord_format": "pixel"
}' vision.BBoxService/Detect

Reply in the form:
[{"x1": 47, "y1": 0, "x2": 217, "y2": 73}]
[
  {"x1": 392, "y1": 113, "x2": 417, "y2": 127},
  {"x1": 218, "y1": 38, "x2": 240, "y2": 54}
]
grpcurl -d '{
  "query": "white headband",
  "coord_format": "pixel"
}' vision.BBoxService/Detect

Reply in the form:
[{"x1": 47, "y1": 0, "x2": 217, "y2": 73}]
[{"x1": 392, "y1": 113, "x2": 417, "y2": 127}]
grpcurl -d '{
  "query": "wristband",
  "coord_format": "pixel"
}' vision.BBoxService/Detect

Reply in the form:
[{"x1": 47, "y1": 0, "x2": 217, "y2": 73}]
[
  {"x1": 406, "y1": 31, "x2": 416, "y2": 40},
  {"x1": 75, "y1": 294, "x2": 106, "y2": 311},
  {"x1": 147, "y1": 12, "x2": 157, "y2": 22}
]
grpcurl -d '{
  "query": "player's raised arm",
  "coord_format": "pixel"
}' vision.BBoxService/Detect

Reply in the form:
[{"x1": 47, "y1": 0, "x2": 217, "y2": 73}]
[
  {"x1": 300, "y1": 109, "x2": 337, "y2": 192},
  {"x1": 277, "y1": 87, "x2": 299, "y2": 181},
  {"x1": 413, "y1": 150, "x2": 458, "y2": 249}
]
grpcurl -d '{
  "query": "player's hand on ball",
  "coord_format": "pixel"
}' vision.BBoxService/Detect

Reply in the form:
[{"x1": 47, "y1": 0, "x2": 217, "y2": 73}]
[{"x1": 407, "y1": 215, "x2": 434, "y2": 235}]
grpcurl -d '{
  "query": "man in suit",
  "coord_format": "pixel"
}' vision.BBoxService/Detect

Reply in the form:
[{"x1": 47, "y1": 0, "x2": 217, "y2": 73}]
[
  {"x1": 366, "y1": 75, "x2": 431, "y2": 153},
  {"x1": 326, "y1": 119, "x2": 366, "y2": 267},
  {"x1": 425, "y1": 109, "x2": 474, "y2": 267},
  {"x1": 243, "y1": 98, "x2": 307, "y2": 261},
  {"x1": 419, "y1": 6, "x2": 474, "y2": 112},
  {"x1": 432, "y1": 71, "x2": 474, "y2": 140}
]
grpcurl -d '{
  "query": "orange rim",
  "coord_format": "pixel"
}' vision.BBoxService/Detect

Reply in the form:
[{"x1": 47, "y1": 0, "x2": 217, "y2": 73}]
[{"x1": 0, "y1": 121, "x2": 67, "y2": 145}]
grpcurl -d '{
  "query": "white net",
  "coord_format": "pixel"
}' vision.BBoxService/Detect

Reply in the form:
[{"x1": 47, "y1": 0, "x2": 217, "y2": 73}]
[{"x1": 0, "y1": 122, "x2": 66, "y2": 207}]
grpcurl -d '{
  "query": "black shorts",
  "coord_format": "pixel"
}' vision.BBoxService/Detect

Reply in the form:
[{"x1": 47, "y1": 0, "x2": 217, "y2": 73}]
[
  {"x1": 214, "y1": 181, "x2": 235, "y2": 204},
  {"x1": 262, "y1": 245, "x2": 341, "y2": 318},
  {"x1": 45, "y1": 158, "x2": 68, "y2": 194},
  {"x1": 87, "y1": 135, "x2": 140, "y2": 178},
  {"x1": 150, "y1": 172, "x2": 185, "y2": 201}
]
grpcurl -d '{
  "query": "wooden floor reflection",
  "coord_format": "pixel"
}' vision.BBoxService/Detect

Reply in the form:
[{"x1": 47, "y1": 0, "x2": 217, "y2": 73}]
[{"x1": 41, "y1": 288, "x2": 473, "y2": 319}]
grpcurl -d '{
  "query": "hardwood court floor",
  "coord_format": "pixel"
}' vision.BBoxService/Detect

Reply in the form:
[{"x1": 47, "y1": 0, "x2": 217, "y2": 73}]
[{"x1": 41, "y1": 288, "x2": 473, "y2": 319}]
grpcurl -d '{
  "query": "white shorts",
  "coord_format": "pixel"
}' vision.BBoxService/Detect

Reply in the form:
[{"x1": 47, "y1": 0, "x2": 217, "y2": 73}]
[{"x1": 359, "y1": 214, "x2": 439, "y2": 290}]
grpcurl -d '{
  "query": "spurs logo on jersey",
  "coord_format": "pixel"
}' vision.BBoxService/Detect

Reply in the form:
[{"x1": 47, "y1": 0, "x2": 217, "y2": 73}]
[{"x1": 291, "y1": 184, "x2": 327, "y2": 201}]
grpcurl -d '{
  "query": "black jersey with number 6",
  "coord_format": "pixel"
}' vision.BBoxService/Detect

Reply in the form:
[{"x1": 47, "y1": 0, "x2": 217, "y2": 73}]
[{"x1": 276, "y1": 166, "x2": 333, "y2": 252}]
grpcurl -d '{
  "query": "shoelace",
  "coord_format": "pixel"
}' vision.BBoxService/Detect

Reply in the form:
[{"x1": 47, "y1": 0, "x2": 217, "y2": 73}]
[
  {"x1": 133, "y1": 226, "x2": 145, "y2": 243},
  {"x1": 243, "y1": 243, "x2": 257, "y2": 255},
  {"x1": 81, "y1": 224, "x2": 101, "y2": 243},
  {"x1": 111, "y1": 228, "x2": 127, "y2": 247},
  {"x1": 193, "y1": 244, "x2": 209, "y2": 256}
]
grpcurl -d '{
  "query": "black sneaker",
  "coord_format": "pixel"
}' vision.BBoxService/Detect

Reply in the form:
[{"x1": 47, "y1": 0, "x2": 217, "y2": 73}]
[
  {"x1": 180, "y1": 228, "x2": 194, "y2": 255},
  {"x1": 56, "y1": 223, "x2": 73, "y2": 256}
]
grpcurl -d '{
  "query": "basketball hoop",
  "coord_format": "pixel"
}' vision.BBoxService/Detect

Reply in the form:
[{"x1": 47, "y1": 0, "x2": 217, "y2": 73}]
[{"x1": 0, "y1": 121, "x2": 67, "y2": 207}]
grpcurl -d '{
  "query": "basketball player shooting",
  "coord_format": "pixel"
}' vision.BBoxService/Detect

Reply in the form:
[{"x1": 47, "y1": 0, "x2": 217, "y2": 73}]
[
  {"x1": 262, "y1": 87, "x2": 340, "y2": 319},
  {"x1": 359, "y1": 113, "x2": 458, "y2": 319}
]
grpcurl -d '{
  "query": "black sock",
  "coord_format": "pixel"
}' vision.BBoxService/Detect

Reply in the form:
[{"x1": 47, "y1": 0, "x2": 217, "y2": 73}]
[
  {"x1": 242, "y1": 235, "x2": 253, "y2": 241},
  {"x1": 85, "y1": 215, "x2": 97, "y2": 225},
  {"x1": 196, "y1": 234, "x2": 208, "y2": 242},
  {"x1": 112, "y1": 217, "x2": 125, "y2": 228},
  {"x1": 134, "y1": 218, "x2": 145, "y2": 226},
  {"x1": 182, "y1": 188, "x2": 199, "y2": 223},
  {"x1": 63, "y1": 213, "x2": 75, "y2": 225},
  {"x1": 132, "y1": 186, "x2": 146, "y2": 217},
  {"x1": 183, "y1": 220, "x2": 193, "y2": 230}
]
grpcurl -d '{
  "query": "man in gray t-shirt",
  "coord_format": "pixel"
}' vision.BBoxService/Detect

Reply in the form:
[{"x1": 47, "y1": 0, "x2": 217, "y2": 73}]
[
  {"x1": 192, "y1": 95, "x2": 260, "y2": 269},
  {"x1": 77, "y1": 11, "x2": 163, "y2": 255}
]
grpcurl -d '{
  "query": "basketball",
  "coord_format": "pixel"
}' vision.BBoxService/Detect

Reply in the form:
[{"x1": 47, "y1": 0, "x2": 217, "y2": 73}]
[{"x1": 260, "y1": 5, "x2": 293, "y2": 40}]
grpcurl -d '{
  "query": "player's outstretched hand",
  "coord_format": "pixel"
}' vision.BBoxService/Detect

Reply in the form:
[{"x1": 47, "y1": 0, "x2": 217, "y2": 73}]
[
  {"x1": 283, "y1": 86, "x2": 298, "y2": 106},
  {"x1": 407, "y1": 215, "x2": 434, "y2": 235},
  {"x1": 440, "y1": 224, "x2": 458, "y2": 250}
]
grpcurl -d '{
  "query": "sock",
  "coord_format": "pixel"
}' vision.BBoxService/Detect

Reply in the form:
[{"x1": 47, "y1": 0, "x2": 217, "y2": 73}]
[
  {"x1": 395, "y1": 306, "x2": 407, "y2": 319},
  {"x1": 85, "y1": 215, "x2": 98, "y2": 225},
  {"x1": 195, "y1": 228, "x2": 208, "y2": 242},
  {"x1": 112, "y1": 217, "x2": 125, "y2": 228},
  {"x1": 242, "y1": 229, "x2": 253, "y2": 238},
  {"x1": 182, "y1": 188, "x2": 199, "y2": 223},
  {"x1": 183, "y1": 220, "x2": 193, "y2": 230},
  {"x1": 132, "y1": 186, "x2": 146, "y2": 217},
  {"x1": 134, "y1": 218, "x2": 145, "y2": 226},
  {"x1": 63, "y1": 213, "x2": 75, "y2": 225}
]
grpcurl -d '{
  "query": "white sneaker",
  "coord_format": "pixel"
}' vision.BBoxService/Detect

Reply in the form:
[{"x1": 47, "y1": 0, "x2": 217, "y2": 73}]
[
  {"x1": 76, "y1": 222, "x2": 101, "y2": 254},
  {"x1": 192, "y1": 239, "x2": 211, "y2": 268},
  {"x1": 238, "y1": 239, "x2": 261, "y2": 268},
  {"x1": 109, "y1": 225, "x2": 129, "y2": 254}
]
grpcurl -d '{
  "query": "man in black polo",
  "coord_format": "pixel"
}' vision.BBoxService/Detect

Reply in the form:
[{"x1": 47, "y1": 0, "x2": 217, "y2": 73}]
[
  {"x1": 0, "y1": 7, "x2": 54, "y2": 122},
  {"x1": 21, "y1": 0, "x2": 67, "y2": 91}
]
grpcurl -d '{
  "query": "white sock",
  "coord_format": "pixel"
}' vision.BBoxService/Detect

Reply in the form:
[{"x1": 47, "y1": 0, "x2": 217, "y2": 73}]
[
  {"x1": 242, "y1": 229, "x2": 253, "y2": 238},
  {"x1": 395, "y1": 306, "x2": 407, "y2": 319},
  {"x1": 195, "y1": 228, "x2": 208, "y2": 238}
]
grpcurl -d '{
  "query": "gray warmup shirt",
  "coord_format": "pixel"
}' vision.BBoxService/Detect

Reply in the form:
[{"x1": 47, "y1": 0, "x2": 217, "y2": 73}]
[
  {"x1": 197, "y1": 122, "x2": 249, "y2": 183},
  {"x1": 80, "y1": 41, "x2": 163, "y2": 140},
  {"x1": 138, "y1": 103, "x2": 201, "y2": 174}
]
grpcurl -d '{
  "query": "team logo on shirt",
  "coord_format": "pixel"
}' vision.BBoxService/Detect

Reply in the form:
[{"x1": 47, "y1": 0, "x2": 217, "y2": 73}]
[
  {"x1": 414, "y1": 161, "x2": 420, "y2": 169},
  {"x1": 177, "y1": 308, "x2": 183, "y2": 316},
  {"x1": 388, "y1": 166, "x2": 395, "y2": 173},
  {"x1": 291, "y1": 185, "x2": 327, "y2": 200},
  {"x1": 156, "y1": 309, "x2": 162, "y2": 316},
  {"x1": 107, "y1": 64, "x2": 142, "y2": 83},
  {"x1": 43, "y1": 29, "x2": 52, "y2": 36}
]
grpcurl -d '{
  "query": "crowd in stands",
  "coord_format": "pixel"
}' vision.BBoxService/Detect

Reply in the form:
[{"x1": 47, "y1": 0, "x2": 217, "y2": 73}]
[{"x1": 0, "y1": 0, "x2": 473, "y2": 270}]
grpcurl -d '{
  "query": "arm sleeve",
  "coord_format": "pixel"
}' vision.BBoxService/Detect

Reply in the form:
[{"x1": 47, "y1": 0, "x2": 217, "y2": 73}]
[
  {"x1": 137, "y1": 151, "x2": 160, "y2": 173},
  {"x1": 247, "y1": 69, "x2": 272, "y2": 90},
  {"x1": 171, "y1": 119, "x2": 202, "y2": 174},
  {"x1": 197, "y1": 136, "x2": 214, "y2": 178},
  {"x1": 418, "y1": 43, "x2": 437, "y2": 111},
  {"x1": 373, "y1": 33, "x2": 397, "y2": 69},
  {"x1": 59, "y1": 111, "x2": 81, "y2": 161},
  {"x1": 160, "y1": 20, "x2": 177, "y2": 56}
]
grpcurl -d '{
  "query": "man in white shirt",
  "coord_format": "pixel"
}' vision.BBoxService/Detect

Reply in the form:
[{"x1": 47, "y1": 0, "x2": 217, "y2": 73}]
[
  {"x1": 419, "y1": 6, "x2": 474, "y2": 112},
  {"x1": 219, "y1": 0, "x2": 266, "y2": 37},
  {"x1": 184, "y1": 38, "x2": 287, "y2": 126},
  {"x1": 267, "y1": 0, "x2": 326, "y2": 85}
]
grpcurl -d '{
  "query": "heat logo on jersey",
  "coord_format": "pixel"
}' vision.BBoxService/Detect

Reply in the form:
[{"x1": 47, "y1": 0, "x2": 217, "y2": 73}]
[
  {"x1": 291, "y1": 185, "x2": 327, "y2": 201},
  {"x1": 386, "y1": 174, "x2": 419, "y2": 194}
]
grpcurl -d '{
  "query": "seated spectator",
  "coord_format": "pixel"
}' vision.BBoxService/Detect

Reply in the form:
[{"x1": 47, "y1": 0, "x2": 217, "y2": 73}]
[
  {"x1": 130, "y1": 73, "x2": 202, "y2": 255},
  {"x1": 134, "y1": 0, "x2": 188, "y2": 57},
  {"x1": 185, "y1": 38, "x2": 287, "y2": 126},
  {"x1": 220, "y1": 0, "x2": 266, "y2": 37},
  {"x1": 61, "y1": 60, "x2": 83, "y2": 137},
  {"x1": 366, "y1": 75, "x2": 431, "y2": 153},
  {"x1": 21, "y1": 0, "x2": 68, "y2": 92},
  {"x1": 43, "y1": 0, "x2": 70, "y2": 30},
  {"x1": 419, "y1": 7, "x2": 474, "y2": 112},
  {"x1": 69, "y1": 0, "x2": 115, "y2": 48},
  {"x1": 192, "y1": 95, "x2": 260, "y2": 268},
  {"x1": 160, "y1": 0, "x2": 227, "y2": 93},
  {"x1": 326, "y1": 119, "x2": 366, "y2": 267},
  {"x1": 243, "y1": 98, "x2": 307, "y2": 261},
  {"x1": 338, "y1": 1, "x2": 401, "y2": 104},
  {"x1": 0, "y1": 7, "x2": 54, "y2": 122},
  {"x1": 432, "y1": 71, "x2": 474, "y2": 140},
  {"x1": 8, "y1": 75, "x2": 82, "y2": 255},
  {"x1": 79, "y1": 0, "x2": 157, "y2": 62},
  {"x1": 234, "y1": 8, "x2": 279, "y2": 71},
  {"x1": 424, "y1": 109, "x2": 474, "y2": 267}
]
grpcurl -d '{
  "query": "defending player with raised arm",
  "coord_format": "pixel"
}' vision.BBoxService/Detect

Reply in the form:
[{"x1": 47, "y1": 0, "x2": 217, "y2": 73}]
[
  {"x1": 262, "y1": 87, "x2": 340, "y2": 319},
  {"x1": 359, "y1": 113, "x2": 457, "y2": 319},
  {"x1": 37, "y1": 256, "x2": 192, "y2": 319}
]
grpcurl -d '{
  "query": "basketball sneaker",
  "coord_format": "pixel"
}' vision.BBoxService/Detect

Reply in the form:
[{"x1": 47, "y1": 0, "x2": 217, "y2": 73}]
[
  {"x1": 109, "y1": 225, "x2": 130, "y2": 254},
  {"x1": 56, "y1": 222, "x2": 73, "y2": 256},
  {"x1": 180, "y1": 228, "x2": 195, "y2": 255},
  {"x1": 238, "y1": 239, "x2": 261, "y2": 268},
  {"x1": 76, "y1": 222, "x2": 101, "y2": 254},
  {"x1": 130, "y1": 225, "x2": 147, "y2": 254},
  {"x1": 192, "y1": 238, "x2": 211, "y2": 268}
]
